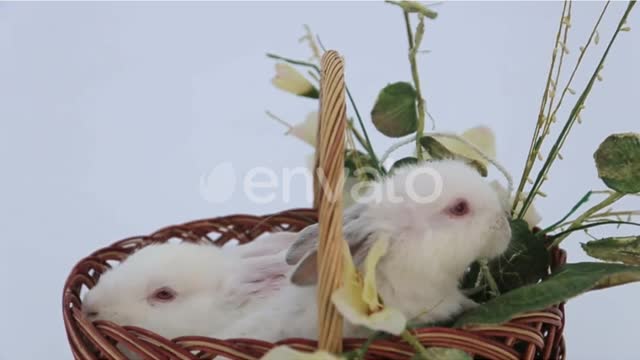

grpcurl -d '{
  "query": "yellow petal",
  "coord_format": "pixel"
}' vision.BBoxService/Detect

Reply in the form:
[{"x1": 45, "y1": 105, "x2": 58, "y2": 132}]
[
  {"x1": 339, "y1": 241, "x2": 365, "y2": 310},
  {"x1": 261, "y1": 346, "x2": 341, "y2": 360},
  {"x1": 365, "y1": 307, "x2": 407, "y2": 335},
  {"x1": 287, "y1": 111, "x2": 318, "y2": 147},
  {"x1": 515, "y1": 197, "x2": 542, "y2": 228},
  {"x1": 271, "y1": 63, "x2": 317, "y2": 97},
  {"x1": 362, "y1": 236, "x2": 390, "y2": 310},
  {"x1": 434, "y1": 126, "x2": 496, "y2": 165},
  {"x1": 332, "y1": 288, "x2": 407, "y2": 335},
  {"x1": 490, "y1": 180, "x2": 542, "y2": 229},
  {"x1": 332, "y1": 236, "x2": 407, "y2": 335},
  {"x1": 524, "y1": 205, "x2": 542, "y2": 228},
  {"x1": 461, "y1": 126, "x2": 496, "y2": 158}
]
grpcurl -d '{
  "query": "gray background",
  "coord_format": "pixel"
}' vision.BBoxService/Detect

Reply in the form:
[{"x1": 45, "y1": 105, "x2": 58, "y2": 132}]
[{"x1": 0, "y1": 1, "x2": 638, "y2": 359}]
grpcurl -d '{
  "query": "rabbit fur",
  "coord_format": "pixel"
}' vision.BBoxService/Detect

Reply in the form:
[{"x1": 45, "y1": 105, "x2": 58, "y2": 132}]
[
  {"x1": 218, "y1": 160, "x2": 513, "y2": 341},
  {"x1": 82, "y1": 232, "x2": 298, "y2": 341}
]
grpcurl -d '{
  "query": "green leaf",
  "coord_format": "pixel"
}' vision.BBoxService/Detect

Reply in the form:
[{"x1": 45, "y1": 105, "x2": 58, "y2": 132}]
[
  {"x1": 419, "y1": 136, "x2": 488, "y2": 177},
  {"x1": 419, "y1": 136, "x2": 455, "y2": 159},
  {"x1": 389, "y1": 157, "x2": 418, "y2": 175},
  {"x1": 371, "y1": 82, "x2": 418, "y2": 138},
  {"x1": 419, "y1": 137, "x2": 488, "y2": 177},
  {"x1": 385, "y1": 0, "x2": 439, "y2": 19},
  {"x1": 344, "y1": 150, "x2": 379, "y2": 180},
  {"x1": 455, "y1": 262, "x2": 640, "y2": 327},
  {"x1": 594, "y1": 133, "x2": 640, "y2": 194},
  {"x1": 490, "y1": 219, "x2": 550, "y2": 293},
  {"x1": 462, "y1": 220, "x2": 549, "y2": 302},
  {"x1": 422, "y1": 348, "x2": 472, "y2": 360},
  {"x1": 582, "y1": 236, "x2": 640, "y2": 265}
]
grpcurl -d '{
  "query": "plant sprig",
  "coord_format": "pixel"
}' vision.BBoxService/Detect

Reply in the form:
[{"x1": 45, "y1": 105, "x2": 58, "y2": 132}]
[
  {"x1": 266, "y1": 52, "x2": 384, "y2": 174},
  {"x1": 549, "y1": 220, "x2": 640, "y2": 243},
  {"x1": 388, "y1": 1, "x2": 435, "y2": 161},
  {"x1": 518, "y1": 0, "x2": 636, "y2": 219},
  {"x1": 512, "y1": 0, "x2": 572, "y2": 215},
  {"x1": 404, "y1": 12, "x2": 428, "y2": 160},
  {"x1": 550, "y1": 192, "x2": 626, "y2": 247}
]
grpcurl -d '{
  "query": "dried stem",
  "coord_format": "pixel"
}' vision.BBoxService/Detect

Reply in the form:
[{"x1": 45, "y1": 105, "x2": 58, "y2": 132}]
[
  {"x1": 400, "y1": 330, "x2": 432, "y2": 359},
  {"x1": 402, "y1": 12, "x2": 428, "y2": 160},
  {"x1": 590, "y1": 210, "x2": 640, "y2": 219},
  {"x1": 519, "y1": 0, "x2": 635, "y2": 218},
  {"x1": 551, "y1": 192, "x2": 625, "y2": 247},
  {"x1": 266, "y1": 110, "x2": 293, "y2": 130},
  {"x1": 480, "y1": 259, "x2": 500, "y2": 297},
  {"x1": 347, "y1": 119, "x2": 370, "y2": 151},
  {"x1": 299, "y1": 24, "x2": 322, "y2": 63},
  {"x1": 554, "y1": 210, "x2": 640, "y2": 229},
  {"x1": 512, "y1": 0, "x2": 570, "y2": 214},
  {"x1": 541, "y1": 1, "x2": 572, "y2": 139},
  {"x1": 549, "y1": 2, "x2": 611, "y2": 121}
]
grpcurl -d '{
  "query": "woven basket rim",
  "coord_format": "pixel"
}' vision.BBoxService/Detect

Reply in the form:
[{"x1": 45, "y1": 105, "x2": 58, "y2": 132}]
[{"x1": 62, "y1": 208, "x2": 566, "y2": 360}]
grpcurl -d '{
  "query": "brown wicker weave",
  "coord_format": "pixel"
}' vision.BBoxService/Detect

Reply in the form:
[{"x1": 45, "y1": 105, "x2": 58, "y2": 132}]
[{"x1": 63, "y1": 51, "x2": 566, "y2": 360}]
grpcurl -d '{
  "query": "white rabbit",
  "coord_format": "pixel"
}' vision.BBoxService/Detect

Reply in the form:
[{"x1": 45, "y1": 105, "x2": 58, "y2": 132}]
[
  {"x1": 82, "y1": 232, "x2": 298, "y2": 342},
  {"x1": 217, "y1": 159, "x2": 512, "y2": 341}
]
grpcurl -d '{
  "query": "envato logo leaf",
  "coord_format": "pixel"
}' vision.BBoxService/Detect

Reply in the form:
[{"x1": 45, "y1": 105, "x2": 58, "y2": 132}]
[{"x1": 199, "y1": 162, "x2": 236, "y2": 203}]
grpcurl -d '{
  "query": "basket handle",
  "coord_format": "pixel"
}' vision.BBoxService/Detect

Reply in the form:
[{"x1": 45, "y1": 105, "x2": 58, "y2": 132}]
[{"x1": 313, "y1": 50, "x2": 347, "y2": 353}]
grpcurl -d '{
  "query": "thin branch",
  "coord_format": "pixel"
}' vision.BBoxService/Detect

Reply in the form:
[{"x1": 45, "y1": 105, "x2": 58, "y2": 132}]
[
  {"x1": 265, "y1": 110, "x2": 293, "y2": 130},
  {"x1": 550, "y1": 192, "x2": 625, "y2": 247},
  {"x1": 550, "y1": 2, "x2": 611, "y2": 121},
  {"x1": 549, "y1": 220, "x2": 640, "y2": 243},
  {"x1": 267, "y1": 52, "x2": 384, "y2": 174},
  {"x1": 299, "y1": 24, "x2": 322, "y2": 62},
  {"x1": 400, "y1": 330, "x2": 432, "y2": 359},
  {"x1": 347, "y1": 119, "x2": 370, "y2": 151},
  {"x1": 403, "y1": 12, "x2": 428, "y2": 160},
  {"x1": 267, "y1": 53, "x2": 320, "y2": 72},
  {"x1": 512, "y1": 0, "x2": 570, "y2": 214},
  {"x1": 519, "y1": 0, "x2": 635, "y2": 218}
]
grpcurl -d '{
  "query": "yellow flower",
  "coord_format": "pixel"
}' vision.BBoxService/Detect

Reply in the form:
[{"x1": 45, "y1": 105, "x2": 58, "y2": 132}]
[
  {"x1": 261, "y1": 346, "x2": 341, "y2": 360},
  {"x1": 491, "y1": 180, "x2": 542, "y2": 229},
  {"x1": 288, "y1": 111, "x2": 318, "y2": 147},
  {"x1": 331, "y1": 236, "x2": 407, "y2": 335},
  {"x1": 433, "y1": 126, "x2": 496, "y2": 166},
  {"x1": 272, "y1": 63, "x2": 319, "y2": 98}
]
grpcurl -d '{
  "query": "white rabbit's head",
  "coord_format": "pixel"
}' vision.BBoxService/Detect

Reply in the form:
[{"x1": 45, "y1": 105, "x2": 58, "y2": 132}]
[
  {"x1": 83, "y1": 241, "x2": 292, "y2": 339},
  {"x1": 287, "y1": 159, "x2": 511, "y2": 286},
  {"x1": 368, "y1": 159, "x2": 511, "y2": 270}
]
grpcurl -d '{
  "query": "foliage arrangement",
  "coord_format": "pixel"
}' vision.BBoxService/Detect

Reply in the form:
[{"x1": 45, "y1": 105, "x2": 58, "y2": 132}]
[{"x1": 263, "y1": 1, "x2": 638, "y2": 358}]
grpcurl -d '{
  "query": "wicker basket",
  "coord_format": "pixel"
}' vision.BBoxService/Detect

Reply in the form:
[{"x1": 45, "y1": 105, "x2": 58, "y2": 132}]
[{"x1": 63, "y1": 51, "x2": 566, "y2": 360}]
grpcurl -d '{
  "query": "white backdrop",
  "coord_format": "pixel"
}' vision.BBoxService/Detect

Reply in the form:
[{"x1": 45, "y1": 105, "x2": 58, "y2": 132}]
[{"x1": 0, "y1": 2, "x2": 638, "y2": 359}]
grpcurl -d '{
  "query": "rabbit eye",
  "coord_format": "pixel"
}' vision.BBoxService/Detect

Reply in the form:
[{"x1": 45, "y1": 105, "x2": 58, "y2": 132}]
[
  {"x1": 151, "y1": 287, "x2": 176, "y2": 302},
  {"x1": 447, "y1": 200, "x2": 470, "y2": 217}
]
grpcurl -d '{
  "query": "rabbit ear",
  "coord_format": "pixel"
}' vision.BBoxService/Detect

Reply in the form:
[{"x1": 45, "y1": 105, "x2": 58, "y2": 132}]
[
  {"x1": 285, "y1": 203, "x2": 369, "y2": 266},
  {"x1": 289, "y1": 225, "x2": 375, "y2": 286},
  {"x1": 232, "y1": 253, "x2": 292, "y2": 299}
]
